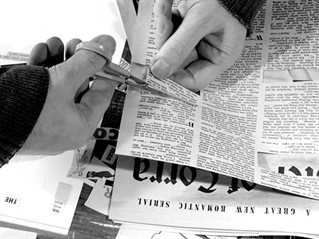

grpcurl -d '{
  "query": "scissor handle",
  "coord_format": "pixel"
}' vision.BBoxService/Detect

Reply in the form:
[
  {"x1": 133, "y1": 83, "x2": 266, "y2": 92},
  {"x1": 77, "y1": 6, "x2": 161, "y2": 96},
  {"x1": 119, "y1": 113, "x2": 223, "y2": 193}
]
[
  {"x1": 75, "y1": 41, "x2": 112, "y2": 64},
  {"x1": 75, "y1": 41, "x2": 130, "y2": 78}
]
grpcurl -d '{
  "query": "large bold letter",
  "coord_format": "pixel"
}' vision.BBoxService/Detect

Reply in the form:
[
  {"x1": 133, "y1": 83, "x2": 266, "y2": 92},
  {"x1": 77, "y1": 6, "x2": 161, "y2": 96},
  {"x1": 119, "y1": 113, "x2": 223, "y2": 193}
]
[
  {"x1": 133, "y1": 158, "x2": 150, "y2": 181},
  {"x1": 179, "y1": 166, "x2": 196, "y2": 186},
  {"x1": 198, "y1": 172, "x2": 218, "y2": 193}
]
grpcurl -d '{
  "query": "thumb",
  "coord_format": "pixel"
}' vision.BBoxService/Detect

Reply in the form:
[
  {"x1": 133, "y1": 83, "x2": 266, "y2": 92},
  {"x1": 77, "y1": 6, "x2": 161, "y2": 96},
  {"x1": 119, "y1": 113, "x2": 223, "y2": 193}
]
[
  {"x1": 56, "y1": 35, "x2": 116, "y2": 90},
  {"x1": 151, "y1": 8, "x2": 206, "y2": 79}
]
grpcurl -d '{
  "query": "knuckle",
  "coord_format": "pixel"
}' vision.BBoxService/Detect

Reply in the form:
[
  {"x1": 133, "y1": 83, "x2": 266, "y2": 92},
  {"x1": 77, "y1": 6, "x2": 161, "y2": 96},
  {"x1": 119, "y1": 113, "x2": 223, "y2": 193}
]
[
  {"x1": 73, "y1": 129, "x2": 90, "y2": 148},
  {"x1": 85, "y1": 52, "x2": 103, "y2": 69},
  {"x1": 165, "y1": 37, "x2": 189, "y2": 63}
]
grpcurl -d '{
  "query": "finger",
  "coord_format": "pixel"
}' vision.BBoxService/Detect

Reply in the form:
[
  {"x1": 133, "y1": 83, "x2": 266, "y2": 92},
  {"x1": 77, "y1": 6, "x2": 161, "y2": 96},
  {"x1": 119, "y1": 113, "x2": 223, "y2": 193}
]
[
  {"x1": 156, "y1": 8, "x2": 183, "y2": 48},
  {"x1": 171, "y1": 59, "x2": 227, "y2": 91},
  {"x1": 155, "y1": 14, "x2": 174, "y2": 48},
  {"x1": 66, "y1": 39, "x2": 86, "y2": 102},
  {"x1": 46, "y1": 37, "x2": 64, "y2": 66},
  {"x1": 154, "y1": 0, "x2": 173, "y2": 48},
  {"x1": 65, "y1": 38, "x2": 82, "y2": 60},
  {"x1": 180, "y1": 48, "x2": 198, "y2": 69},
  {"x1": 151, "y1": 9, "x2": 206, "y2": 79},
  {"x1": 58, "y1": 34, "x2": 116, "y2": 90},
  {"x1": 28, "y1": 42, "x2": 48, "y2": 65},
  {"x1": 67, "y1": 39, "x2": 85, "y2": 103},
  {"x1": 197, "y1": 36, "x2": 223, "y2": 64},
  {"x1": 74, "y1": 79, "x2": 90, "y2": 103},
  {"x1": 78, "y1": 79, "x2": 117, "y2": 132},
  {"x1": 199, "y1": 27, "x2": 246, "y2": 66},
  {"x1": 176, "y1": 25, "x2": 245, "y2": 91},
  {"x1": 154, "y1": 0, "x2": 173, "y2": 18}
]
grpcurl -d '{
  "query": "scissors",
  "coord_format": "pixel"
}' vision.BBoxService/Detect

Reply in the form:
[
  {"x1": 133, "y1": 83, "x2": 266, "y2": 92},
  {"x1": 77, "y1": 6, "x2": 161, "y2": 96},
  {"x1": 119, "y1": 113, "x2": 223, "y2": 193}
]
[
  {"x1": 75, "y1": 41, "x2": 194, "y2": 105},
  {"x1": 76, "y1": 41, "x2": 157, "y2": 92}
]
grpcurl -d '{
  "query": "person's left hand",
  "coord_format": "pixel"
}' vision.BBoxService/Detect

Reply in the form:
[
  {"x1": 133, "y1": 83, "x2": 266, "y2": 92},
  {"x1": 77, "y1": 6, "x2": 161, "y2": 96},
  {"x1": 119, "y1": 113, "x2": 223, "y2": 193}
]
[
  {"x1": 28, "y1": 36, "x2": 90, "y2": 100},
  {"x1": 19, "y1": 35, "x2": 117, "y2": 155}
]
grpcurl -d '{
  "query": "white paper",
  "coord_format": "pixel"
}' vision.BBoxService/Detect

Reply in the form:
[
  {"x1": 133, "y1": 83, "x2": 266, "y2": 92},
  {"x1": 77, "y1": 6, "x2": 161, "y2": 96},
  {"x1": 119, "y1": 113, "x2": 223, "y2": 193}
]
[
  {"x1": 110, "y1": 156, "x2": 319, "y2": 238},
  {"x1": 116, "y1": 225, "x2": 239, "y2": 239},
  {"x1": 0, "y1": 227, "x2": 36, "y2": 239},
  {"x1": 0, "y1": 0, "x2": 126, "y2": 65},
  {"x1": 0, "y1": 151, "x2": 83, "y2": 235},
  {"x1": 84, "y1": 177, "x2": 112, "y2": 216}
]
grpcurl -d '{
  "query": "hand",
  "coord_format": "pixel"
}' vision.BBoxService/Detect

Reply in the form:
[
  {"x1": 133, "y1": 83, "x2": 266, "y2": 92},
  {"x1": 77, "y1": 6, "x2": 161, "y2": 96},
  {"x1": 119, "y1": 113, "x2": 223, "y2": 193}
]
[
  {"x1": 19, "y1": 35, "x2": 117, "y2": 155},
  {"x1": 150, "y1": 0, "x2": 247, "y2": 91}
]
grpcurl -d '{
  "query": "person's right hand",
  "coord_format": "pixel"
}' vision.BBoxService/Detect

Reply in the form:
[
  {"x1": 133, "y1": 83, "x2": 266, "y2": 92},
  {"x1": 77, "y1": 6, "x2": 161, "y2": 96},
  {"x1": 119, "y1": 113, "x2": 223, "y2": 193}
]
[
  {"x1": 19, "y1": 35, "x2": 117, "y2": 155},
  {"x1": 150, "y1": 0, "x2": 247, "y2": 92}
]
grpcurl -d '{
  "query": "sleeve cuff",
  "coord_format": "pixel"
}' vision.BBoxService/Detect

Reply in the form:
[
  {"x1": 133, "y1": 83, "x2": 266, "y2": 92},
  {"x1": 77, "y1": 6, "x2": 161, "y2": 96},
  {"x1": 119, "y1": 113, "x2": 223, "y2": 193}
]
[
  {"x1": 217, "y1": 0, "x2": 264, "y2": 35},
  {"x1": 0, "y1": 65, "x2": 49, "y2": 166}
]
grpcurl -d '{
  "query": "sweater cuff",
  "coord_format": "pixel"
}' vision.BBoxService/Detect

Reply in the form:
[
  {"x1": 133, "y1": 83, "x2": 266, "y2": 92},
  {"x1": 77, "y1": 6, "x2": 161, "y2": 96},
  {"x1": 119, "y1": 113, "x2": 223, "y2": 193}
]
[
  {"x1": 218, "y1": 0, "x2": 264, "y2": 35},
  {"x1": 0, "y1": 65, "x2": 49, "y2": 166}
]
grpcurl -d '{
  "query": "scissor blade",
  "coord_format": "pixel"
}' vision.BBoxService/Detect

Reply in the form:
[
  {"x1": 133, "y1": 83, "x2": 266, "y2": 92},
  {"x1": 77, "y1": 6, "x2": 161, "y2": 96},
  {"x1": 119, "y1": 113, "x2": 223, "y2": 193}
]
[
  {"x1": 102, "y1": 62, "x2": 147, "y2": 85},
  {"x1": 94, "y1": 71, "x2": 126, "y2": 84},
  {"x1": 129, "y1": 74, "x2": 147, "y2": 85},
  {"x1": 129, "y1": 82, "x2": 196, "y2": 106},
  {"x1": 95, "y1": 68, "x2": 196, "y2": 106},
  {"x1": 102, "y1": 62, "x2": 130, "y2": 77}
]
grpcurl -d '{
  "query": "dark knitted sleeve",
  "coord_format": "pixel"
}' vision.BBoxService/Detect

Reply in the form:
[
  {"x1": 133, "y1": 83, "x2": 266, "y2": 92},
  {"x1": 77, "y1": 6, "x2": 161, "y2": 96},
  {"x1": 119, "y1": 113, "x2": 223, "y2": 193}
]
[
  {"x1": 0, "y1": 65, "x2": 49, "y2": 167},
  {"x1": 218, "y1": 0, "x2": 264, "y2": 34}
]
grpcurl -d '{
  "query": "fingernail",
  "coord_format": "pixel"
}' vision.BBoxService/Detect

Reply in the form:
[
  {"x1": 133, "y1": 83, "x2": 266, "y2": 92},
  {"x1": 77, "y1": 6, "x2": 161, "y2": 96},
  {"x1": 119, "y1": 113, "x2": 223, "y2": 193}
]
[{"x1": 151, "y1": 59, "x2": 171, "y2": 78}]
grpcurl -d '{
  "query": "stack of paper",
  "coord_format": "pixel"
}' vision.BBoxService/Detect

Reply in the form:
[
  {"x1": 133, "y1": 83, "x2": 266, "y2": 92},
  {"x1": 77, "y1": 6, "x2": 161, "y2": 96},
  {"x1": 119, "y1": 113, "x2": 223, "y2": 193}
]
[
  {"x1": 115, "y1": 0, "x2": 319, "y2": 199},
  {"x1": 109, "y1": 156, "x2": 319, "y2": 238},
  {"x1": 105, "y1": 0, "x2": 319, "y2": 238}
]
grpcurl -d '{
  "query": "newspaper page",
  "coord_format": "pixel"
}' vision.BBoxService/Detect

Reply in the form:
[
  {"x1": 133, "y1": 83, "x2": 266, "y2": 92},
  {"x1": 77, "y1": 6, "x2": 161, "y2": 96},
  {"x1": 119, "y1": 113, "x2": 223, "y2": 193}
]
[
  {"x1": 109, "y1": 156, "x2": 319, "y2": 238},
  {"x1": 116, "y1": 0, "x2": 319, "y2": 199},
  {"x1": 117, "y1": 225, "x2": 242, "y2": 239},
  {"x1": 117, "y1": 224, "x2": 263, "y2": 238}
]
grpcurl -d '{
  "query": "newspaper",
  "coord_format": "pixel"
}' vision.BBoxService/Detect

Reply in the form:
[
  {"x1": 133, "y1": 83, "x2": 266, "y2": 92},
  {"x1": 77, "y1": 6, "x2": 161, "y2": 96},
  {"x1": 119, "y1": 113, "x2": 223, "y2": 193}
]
[
  {"x1": 115, "y1": 0, "x2": 319, "y2": 199},
  {"x1": 116, "y1": 224, "x2": 240, "y2": 239},
  {"x1": 116, "y1": 224, "x2": 264, "y2": 239},
  {"x1": 110, "y1": 156, "x2": 319, "y2": 238}
]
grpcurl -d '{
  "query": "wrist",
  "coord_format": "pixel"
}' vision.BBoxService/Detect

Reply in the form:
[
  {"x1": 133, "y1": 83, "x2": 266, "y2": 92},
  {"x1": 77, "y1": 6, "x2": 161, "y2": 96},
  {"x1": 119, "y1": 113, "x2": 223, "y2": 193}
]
[
  {"x1": 0, "y1": 65, "x2": 49, "y2": 165},
  {"x1": 217, "y1": 0, "x2": 264, "y2": 35}
]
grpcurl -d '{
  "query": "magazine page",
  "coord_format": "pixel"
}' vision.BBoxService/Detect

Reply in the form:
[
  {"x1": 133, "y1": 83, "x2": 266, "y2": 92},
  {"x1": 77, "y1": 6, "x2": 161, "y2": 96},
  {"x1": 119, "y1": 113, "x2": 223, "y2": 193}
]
[
  {"x1": 110, "y1": 156, "x2": 319, "y2": 237},
  {"x1": 116, "y1": 0, "x2": 319, "y2": 198},
  {"x1": 0, "y1": 151, "x2": 83, "y2": 235}
]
